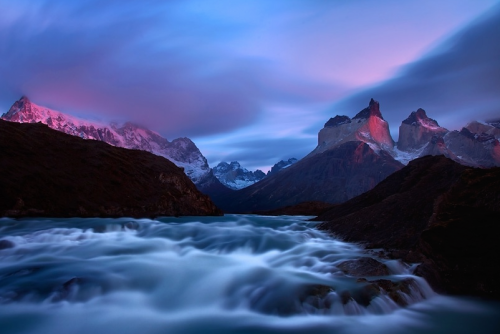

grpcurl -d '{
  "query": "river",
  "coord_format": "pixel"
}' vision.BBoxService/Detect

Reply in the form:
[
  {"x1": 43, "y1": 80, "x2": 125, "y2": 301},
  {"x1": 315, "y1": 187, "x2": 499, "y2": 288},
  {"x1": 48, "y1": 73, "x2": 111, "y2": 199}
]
[{"x1": 0, "y1": 215, "x2": 499, "y2": 334}]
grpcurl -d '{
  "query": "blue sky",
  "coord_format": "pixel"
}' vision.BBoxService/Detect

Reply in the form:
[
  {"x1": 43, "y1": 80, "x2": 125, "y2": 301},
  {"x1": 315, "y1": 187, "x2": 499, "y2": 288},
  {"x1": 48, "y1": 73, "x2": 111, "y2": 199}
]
[{"x1": 0, "y1": 0, "x2": 499, "y2": 171}]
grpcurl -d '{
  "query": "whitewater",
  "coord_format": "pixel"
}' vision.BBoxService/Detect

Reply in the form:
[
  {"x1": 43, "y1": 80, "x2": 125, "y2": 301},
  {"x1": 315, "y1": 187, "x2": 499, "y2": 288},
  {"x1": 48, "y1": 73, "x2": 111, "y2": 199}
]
[{"x1": 0, "y1": 215, "x2": 499, "y2": 334}]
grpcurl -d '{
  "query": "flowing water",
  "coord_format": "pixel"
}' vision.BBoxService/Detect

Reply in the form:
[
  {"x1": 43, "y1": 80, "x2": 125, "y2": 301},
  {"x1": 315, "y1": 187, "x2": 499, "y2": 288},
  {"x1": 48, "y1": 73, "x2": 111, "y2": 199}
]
[{"x1": 0, "y1": 215, "x2": 499, "y2": 334}]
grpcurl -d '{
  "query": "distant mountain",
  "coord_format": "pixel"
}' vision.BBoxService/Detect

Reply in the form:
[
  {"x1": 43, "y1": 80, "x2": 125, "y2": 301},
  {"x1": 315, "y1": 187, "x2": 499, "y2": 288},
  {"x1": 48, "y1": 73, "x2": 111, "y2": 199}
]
[
  {"x1": 212, "y1": 161, "x2": 265, "y2": 190},
  {"x1": 209, "y1": 98, "x2": 500, "y2": 213},
  {"x1": 309, "y1": 98, "x2": 394, "y2": 157},
  {"x1": 266, "y1": 158, "x2": 297, "y2": 176},
  {"x1": 396, "y1": 109, "x2": 500, "y2": 168},
  {"x1": 1, "y1": 97, "x2": 211, "y2": 184},
  {"x1": 209, "y1": 99, "x2": 404, "y2": 212},
  {"x1": 0, "y1": 120, "x2": 221, "y2": 217},
  {"x1": 396, "y1": 108, "x2": 448, "y2": 151},
  {"x1": 212, "y1": 141, "x2": 403, "y2": 213},
  {"x1": 212, "y1": 158, "x2": 297, "y2": 190},
  {"x1": 314, "y1": 155, "x2": 500, "y2": 299}
]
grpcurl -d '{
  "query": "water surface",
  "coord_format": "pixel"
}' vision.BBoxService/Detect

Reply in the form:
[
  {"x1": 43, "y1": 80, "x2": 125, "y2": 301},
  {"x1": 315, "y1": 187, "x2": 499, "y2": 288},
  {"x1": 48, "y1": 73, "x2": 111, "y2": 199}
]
[{"x1": 0, "y1": 215, "x2": 499, "y2": 333}]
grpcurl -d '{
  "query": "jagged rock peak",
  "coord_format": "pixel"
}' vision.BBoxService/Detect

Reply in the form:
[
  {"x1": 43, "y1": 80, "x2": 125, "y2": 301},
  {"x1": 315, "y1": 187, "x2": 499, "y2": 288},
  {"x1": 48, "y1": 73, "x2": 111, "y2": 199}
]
[
  {"x1": 402, "y1": 108, "x2": 441, "y2": 127},
  {"x1": 353, "y1": 98, "x2": 383, "y2": 120},
  {"x1": 267, "y1": 158, "x2": 298, "y2": 176},
  {"x1": 324, "y1": 115, "x2": 351, "y2": 127}
]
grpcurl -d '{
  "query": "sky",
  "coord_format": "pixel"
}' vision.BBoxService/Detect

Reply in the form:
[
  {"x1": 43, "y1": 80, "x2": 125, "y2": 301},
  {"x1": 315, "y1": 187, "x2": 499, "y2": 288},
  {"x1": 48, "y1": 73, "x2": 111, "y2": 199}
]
[{"x1": 0, "y1": 0, "x2": 499, "y2": 172}]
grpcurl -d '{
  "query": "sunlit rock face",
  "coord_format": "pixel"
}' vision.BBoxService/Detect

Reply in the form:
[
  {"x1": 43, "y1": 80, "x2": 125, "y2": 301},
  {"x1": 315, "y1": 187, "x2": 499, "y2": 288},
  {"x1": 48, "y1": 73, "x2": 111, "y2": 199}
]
[
  {"x1": 313, "y1": 99, "x2": 394, "y2": 156},
  {"x1": 397, "y1": 109, "x2": 448, "y2": 151},
  {"x1": 1, "y1": 97, "x2": 210, "y2": 184},
  {"x1": 213, "y1": 161, "x2": 266, "y2": 190}
]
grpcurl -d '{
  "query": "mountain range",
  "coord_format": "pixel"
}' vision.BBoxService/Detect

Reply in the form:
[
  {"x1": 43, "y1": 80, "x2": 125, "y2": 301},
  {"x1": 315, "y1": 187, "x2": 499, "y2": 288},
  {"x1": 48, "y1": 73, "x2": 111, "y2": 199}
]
[
  {"x1": 206, "y1": 98, "x2": 500, "y2": 212},
  {"x1": 212, "y1": 158, "x2": 297, "y2": 190},
  {"x1": 2, "y1": 96, "x2": 499, "y2": 213},
  {"x1": 0, "y1": 96, "x2": 298, "y2": 192}
]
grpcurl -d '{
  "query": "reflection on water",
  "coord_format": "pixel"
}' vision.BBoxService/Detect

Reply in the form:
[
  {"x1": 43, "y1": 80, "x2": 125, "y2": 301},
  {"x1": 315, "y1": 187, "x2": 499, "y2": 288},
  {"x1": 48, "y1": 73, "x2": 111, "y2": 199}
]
[{"x1": 0, "y1": 215, "x2": 499, "y2": 334}]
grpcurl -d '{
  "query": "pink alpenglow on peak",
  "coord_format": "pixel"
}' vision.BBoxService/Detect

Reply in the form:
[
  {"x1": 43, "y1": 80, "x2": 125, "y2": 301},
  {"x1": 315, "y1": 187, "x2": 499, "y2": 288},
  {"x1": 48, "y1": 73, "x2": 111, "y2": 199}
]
[
  {"x1": 1, "y1": 97, "x2": 211, "y2": 184},
  {"x1": 311, "y1": 98, "x2": 394, "y2": 156},
  {"x1": 397, "y1": 108, "x2": 448, "y2": 151}
]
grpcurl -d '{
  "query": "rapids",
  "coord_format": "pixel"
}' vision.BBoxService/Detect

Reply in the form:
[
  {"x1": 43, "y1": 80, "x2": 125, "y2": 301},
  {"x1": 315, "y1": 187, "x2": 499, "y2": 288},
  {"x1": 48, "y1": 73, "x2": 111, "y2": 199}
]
[{"x1": 0, "y1": 215, "x2": 499, "y2": 334}]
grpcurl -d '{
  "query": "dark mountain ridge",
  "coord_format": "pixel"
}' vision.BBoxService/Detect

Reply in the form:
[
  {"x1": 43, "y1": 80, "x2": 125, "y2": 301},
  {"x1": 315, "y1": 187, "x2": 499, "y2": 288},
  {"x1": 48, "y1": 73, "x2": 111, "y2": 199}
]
[
  {"x1": 314, "y1": 155, "x2": 500, "y2": 299},
  {"x1": 0, "y1": 120, "x2": 221, "y2": 218}
]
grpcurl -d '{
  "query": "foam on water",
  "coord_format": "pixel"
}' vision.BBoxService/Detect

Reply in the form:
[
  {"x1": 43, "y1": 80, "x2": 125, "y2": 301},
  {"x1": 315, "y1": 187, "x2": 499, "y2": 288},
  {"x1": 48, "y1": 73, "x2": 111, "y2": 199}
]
[{"x1": 0, "y1": 215, "x2": 499, "y2": 334}]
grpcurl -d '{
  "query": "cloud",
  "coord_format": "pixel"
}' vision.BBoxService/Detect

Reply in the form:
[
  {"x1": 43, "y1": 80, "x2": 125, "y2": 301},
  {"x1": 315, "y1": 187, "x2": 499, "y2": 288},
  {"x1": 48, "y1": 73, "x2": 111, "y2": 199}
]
[
  {"x1": 326, "y1": 5, "x2": 500, "y2": 139},
  {"x1": 1, "y1": 0, "x2": 498, "y2": 169},
  {"x1": 0, "y1": 0, "x2": 347, "y2": 139}
]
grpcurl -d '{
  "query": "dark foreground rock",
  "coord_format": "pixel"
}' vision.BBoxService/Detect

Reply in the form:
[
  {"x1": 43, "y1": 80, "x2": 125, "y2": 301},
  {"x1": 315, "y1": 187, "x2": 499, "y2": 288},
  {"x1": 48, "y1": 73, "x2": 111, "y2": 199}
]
[
  {"x1": 0, "y1": 120, "x2": 222, "y2": 217},
  {"x1": 315, "y1": 155, "x2": 500, "y2": 299}
]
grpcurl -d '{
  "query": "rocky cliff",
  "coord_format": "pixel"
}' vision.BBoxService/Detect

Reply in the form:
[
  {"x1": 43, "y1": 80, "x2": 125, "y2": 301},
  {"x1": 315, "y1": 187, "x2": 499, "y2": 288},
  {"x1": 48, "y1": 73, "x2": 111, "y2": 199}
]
[
  {"x1": 397, "y1": 108, "x2": 448, "y2": 151},
  {"x1": 396, "y1": 110, "x2": 500, "y2": 168},
  {"x1": 0, "y1": 120, "x2": 222, "y2": 217},
  {"x1": 311, "y1": 98, "x2": 394, "y2": 156}
]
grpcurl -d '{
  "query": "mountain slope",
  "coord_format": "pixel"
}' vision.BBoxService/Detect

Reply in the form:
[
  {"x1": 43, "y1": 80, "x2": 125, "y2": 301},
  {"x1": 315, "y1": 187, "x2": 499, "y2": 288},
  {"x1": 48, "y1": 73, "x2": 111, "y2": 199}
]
[
  {"x1": 212, "y1": 141, "x2": 403, "y2": 212},
  {"x1": 1, "y1": 96, "x2": 211, "y2": 184},
  {"x1": 314, "y1": 155, "x2": 500, "y2": 299},
  {"x1": 0, "y1": 120, "x2": 221, "y2": 217}
]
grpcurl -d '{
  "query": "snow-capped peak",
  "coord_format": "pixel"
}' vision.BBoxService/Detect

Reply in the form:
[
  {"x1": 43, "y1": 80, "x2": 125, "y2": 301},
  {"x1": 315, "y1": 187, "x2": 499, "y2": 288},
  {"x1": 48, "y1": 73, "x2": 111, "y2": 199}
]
[
  {"x1": 213, "y1": 161, "x2": 265, "y2": 190},
  {"x1": 1, "y1": 97, "x2": 210, "y2": 184}
]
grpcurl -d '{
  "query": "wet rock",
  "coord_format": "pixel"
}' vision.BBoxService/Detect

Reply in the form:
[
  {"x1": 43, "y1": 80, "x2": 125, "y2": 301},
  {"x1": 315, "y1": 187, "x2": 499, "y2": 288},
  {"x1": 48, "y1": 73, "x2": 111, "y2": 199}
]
[
  {"x1": 124, "y1": 221, "x2": 140, "y2": 230},
  {"x1": 337, "y1": 257, "x2": 390, "y2": 277},
  {"x1": 369, "y1": 278, "x2": 417, "y2": 306},
  {"x1": 352, "y1": 278, "x2": 418, "y2": 307},
  {"x1": 0, "y1": 239, "x2": 14, "y2": 250},
  {"x1": 299, "y1": 284, "x2": 333, "y2": 309}
]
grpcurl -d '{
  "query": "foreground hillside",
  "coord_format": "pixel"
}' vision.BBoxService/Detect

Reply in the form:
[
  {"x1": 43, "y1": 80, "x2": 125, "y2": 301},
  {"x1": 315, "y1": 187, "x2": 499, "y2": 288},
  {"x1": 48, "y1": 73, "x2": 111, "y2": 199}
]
[
  {"x1": 0, "y1": 120, "x2": 222, "y2": 217},
  {"x1": 315, "y1": 155, "x2": 500, "y2": 299}
]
